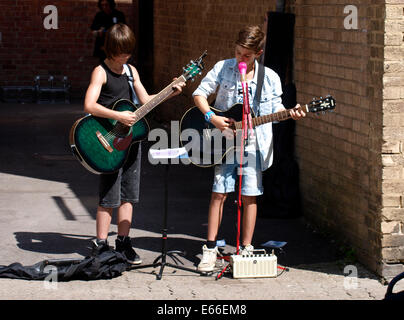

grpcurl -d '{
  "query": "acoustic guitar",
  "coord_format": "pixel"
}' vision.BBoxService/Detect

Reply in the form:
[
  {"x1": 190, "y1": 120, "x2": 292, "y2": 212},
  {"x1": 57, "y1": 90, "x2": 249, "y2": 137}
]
[
  {"x1": 69, "y1": 51, "x2": 207, "y2": 174},
  {"x1": 179, "y1": 95, "x2": 336, "y2": 167}
]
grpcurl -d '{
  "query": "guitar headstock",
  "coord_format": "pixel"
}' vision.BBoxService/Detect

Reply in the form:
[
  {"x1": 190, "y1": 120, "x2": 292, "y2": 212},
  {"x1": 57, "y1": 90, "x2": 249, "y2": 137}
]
[
  {"x1": 182, "y1": 50, "x2": 207, "y2": 81},
  {"x1": 306, "y1": 95, "x2": 336, "y2": 113}
]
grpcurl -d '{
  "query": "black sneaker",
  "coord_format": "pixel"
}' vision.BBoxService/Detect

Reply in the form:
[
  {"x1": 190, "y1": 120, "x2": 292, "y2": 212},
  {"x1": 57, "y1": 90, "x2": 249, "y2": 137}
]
[
  {"x1": 115, "y1": 236, "x2": 142, "y2": 265},
  {"x1": 91, "y1": 239, "x2": 110, "y2": 256}
]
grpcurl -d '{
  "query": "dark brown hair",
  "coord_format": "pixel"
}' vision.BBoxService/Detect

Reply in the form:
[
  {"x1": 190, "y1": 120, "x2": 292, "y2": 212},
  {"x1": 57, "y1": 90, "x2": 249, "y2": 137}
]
[
  {"x1": 235, "y1": 25, "x2": 266, "y2": 53},
  {"x1": 104, "y1": 23, "x2": 136, "y2": 58},
  {"x1": 98, "y1": 0, "x2": 116, "y2": 10}
]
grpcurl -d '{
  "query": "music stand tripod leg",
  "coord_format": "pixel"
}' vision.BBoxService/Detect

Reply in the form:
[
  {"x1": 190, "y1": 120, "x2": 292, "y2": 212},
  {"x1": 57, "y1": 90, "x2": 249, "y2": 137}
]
[{"x1": 129, "y1": 162, "x2": 206, "y2": 279}]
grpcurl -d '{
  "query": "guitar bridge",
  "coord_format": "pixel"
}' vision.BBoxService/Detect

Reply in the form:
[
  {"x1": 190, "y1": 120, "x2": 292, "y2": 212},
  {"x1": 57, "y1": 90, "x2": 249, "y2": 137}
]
[{"x1": 96, "y1": 131, "x2": 113, "y2": 153}]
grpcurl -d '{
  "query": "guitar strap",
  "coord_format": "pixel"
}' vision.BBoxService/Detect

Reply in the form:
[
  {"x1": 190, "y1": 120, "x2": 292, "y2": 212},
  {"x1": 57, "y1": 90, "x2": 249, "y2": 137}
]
[
  {"x1": 253, "y1": 63, "x2": 265, "y2": 117},
  {"x1": 123, "y1": 64, "x2": 140, "y2": 104}
]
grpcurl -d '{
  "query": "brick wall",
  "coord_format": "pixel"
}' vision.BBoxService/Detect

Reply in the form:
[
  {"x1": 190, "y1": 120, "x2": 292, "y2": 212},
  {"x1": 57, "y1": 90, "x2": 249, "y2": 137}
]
[
  {"x1": 381, "y1": 0, "x2": 404, "y2": 278},
  {"x1": 0, "y1": 0, "x2": 135, "y2": 99},
  {"x1": 3, "y1": 0, "x2": 403, "y2": 279},
  {"x1": 292, "y1": 0, "x2": 404, "y2": 279},
  {"x1": 152, "y1": 0, "x2": 276, "y2": 122},
  {"x1": 152, "y1": 0, "x2": 404, "y2": 279}
]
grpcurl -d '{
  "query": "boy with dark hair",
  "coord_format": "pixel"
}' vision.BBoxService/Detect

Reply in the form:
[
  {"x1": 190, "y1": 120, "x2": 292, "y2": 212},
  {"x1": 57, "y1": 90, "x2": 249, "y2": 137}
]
[{"x1": 84, "y1": 23, "x2": 185, "y2": 264}]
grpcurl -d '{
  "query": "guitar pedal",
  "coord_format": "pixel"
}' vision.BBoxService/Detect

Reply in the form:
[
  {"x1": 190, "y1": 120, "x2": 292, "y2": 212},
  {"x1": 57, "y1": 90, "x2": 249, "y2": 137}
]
[{"x1": 230, "y1": 250, "x2": 277, "y2": 279}]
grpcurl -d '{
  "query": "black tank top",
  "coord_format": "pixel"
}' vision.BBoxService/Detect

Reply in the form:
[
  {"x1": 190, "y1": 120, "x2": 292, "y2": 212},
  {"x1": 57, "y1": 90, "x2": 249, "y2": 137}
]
[{"x1": 97, "y1": 62, "x2": 132, "y2": 108}]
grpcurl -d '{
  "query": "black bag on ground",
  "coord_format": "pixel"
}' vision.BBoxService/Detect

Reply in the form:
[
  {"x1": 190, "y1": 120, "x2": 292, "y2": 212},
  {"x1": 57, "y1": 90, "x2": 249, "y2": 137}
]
[{"x1": 0, "y1": 250, "x2": 129, "y2": 281}]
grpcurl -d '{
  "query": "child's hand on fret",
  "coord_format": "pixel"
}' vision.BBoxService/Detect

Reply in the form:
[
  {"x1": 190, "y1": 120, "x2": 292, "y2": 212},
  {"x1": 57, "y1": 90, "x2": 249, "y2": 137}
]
[{"x1": 289, "y1": 104, "x2": 306, "y2": 120}]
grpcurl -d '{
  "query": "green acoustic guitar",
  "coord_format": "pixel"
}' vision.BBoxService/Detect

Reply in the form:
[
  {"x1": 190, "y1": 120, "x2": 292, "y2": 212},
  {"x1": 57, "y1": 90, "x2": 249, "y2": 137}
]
[
  {"x1": 179, "y1": 95, "x2": 336, "y2": 168},
  {"x1": 70, "y1": 51, "x2": 207, "y2": 174}
]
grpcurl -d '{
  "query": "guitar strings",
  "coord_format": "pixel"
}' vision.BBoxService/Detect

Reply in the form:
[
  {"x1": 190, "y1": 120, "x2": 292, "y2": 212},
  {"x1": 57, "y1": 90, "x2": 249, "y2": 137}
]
[
  {"x1": 102, "y1": 122, "x2": 129, "y2": 142},
  {"x1": 99, "y1": 77, "x2": 185, "y2": 143}
]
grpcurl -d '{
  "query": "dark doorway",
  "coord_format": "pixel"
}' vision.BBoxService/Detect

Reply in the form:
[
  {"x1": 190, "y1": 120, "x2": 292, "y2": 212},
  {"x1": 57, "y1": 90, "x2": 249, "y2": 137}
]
[
  {"x1": 134, "y1": 0, "x2": 154, "y2": 92},
  {"x1": 258, "y1": 11, "x2": 302, "y2": 219}
]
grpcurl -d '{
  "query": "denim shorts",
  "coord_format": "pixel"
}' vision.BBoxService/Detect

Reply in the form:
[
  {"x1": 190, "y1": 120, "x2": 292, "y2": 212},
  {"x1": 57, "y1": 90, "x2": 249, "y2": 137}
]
[
  {"x1": 212, "y1": 143, "x2": 263, "y2": 196},
  {"x1": 98, "y1": 142, "x2": 142, "y2": 208}
]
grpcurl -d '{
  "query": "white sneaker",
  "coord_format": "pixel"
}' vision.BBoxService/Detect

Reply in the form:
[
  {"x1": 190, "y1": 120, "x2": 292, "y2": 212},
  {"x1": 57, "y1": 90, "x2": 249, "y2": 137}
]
[
  {"x1": 197, "y1": 245, "x2": 219, "y2": 272},
  {"x1": 240, "y1": 244, "x2": 254, "y2": 256}
]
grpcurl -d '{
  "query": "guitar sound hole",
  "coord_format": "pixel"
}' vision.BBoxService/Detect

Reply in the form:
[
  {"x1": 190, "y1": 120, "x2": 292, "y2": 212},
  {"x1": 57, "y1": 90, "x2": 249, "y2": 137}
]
[{"x1": 114, "y1": 123, "x2": 132, "y2": 138}]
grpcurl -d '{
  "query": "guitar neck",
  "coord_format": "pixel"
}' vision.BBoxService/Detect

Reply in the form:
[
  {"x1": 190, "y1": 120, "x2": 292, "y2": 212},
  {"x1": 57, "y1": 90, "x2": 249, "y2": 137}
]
[
  {"x1": 134, "y1": 75, "x2": 186, "y2": 119},
  {"x1": 234, "y1": 105, "x2": 308, "y2": 130}
]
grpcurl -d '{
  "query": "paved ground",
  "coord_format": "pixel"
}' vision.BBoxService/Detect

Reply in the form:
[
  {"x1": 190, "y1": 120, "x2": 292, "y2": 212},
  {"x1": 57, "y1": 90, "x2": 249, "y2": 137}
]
[{"x1": 0, "y1": 101, "x2": 402, "y2": 302}]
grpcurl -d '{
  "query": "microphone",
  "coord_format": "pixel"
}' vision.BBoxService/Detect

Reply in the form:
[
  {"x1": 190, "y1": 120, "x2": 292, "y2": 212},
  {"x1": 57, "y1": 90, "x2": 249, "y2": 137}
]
[
  {"x1": 238, "y1": 61, "x2": 254, "y2": 140},
  {"x1": 238, "y1": 62, "x2": 247, "y2": 83}
]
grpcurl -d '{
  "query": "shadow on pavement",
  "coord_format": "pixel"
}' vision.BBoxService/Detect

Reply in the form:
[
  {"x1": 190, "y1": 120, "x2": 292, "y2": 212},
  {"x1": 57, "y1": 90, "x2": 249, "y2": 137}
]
[{"x1": 0, "y1": 102, "x2": 354, "y2": 277}]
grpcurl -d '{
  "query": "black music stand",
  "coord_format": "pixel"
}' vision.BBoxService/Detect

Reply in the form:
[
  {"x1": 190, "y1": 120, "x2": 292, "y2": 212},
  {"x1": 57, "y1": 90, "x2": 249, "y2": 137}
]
[{"x1": 129, "y1": 148, "x2": 207, "y2": 280}]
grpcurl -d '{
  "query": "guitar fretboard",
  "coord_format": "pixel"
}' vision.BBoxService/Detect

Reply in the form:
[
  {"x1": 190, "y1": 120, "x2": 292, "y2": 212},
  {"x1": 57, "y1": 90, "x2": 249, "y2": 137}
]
[
  {"x1": 234, "y1": 108, "x2": 296, "y2": 130},
  {"x1": 134, "y1": 76, "x2": 186, "y2": 119}
]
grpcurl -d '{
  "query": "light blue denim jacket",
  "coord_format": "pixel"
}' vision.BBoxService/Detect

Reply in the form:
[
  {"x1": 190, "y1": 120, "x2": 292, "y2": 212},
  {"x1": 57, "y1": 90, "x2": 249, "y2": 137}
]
[{"x1": 192, "y1": 58, "x2": 285, "y2": 171}]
